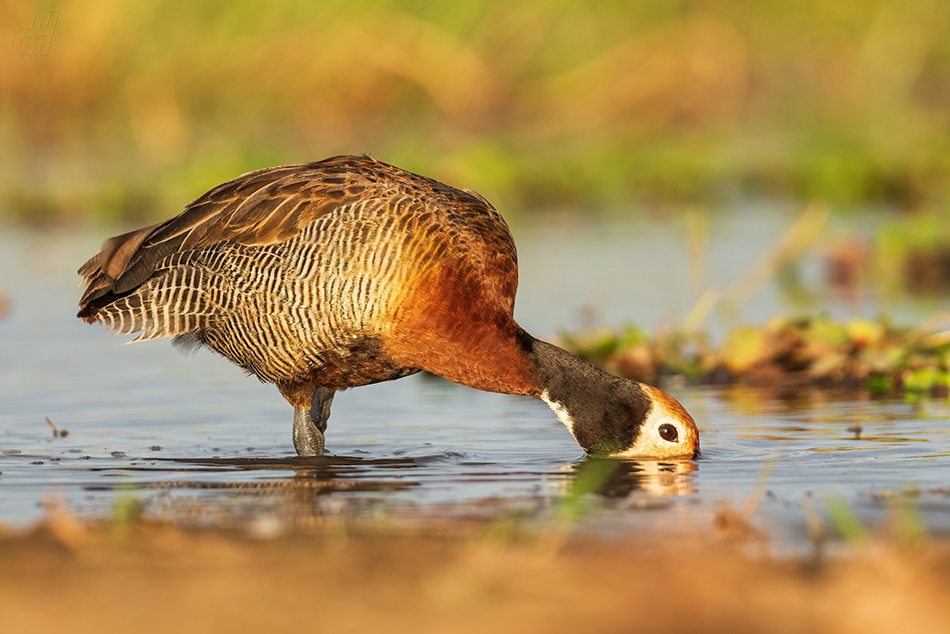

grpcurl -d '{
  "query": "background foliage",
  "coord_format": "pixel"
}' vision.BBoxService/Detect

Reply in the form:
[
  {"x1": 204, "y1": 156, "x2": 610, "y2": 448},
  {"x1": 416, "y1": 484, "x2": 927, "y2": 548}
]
[{"x1": 3, "y1": 0, "x2": 950, "y2": 223}]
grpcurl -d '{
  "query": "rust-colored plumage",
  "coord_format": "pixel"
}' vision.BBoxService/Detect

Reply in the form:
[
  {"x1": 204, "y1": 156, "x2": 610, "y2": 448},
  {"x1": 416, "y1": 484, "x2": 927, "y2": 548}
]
[{"x1": 79, "y1": 155, "x2": 699, "y2": 458}]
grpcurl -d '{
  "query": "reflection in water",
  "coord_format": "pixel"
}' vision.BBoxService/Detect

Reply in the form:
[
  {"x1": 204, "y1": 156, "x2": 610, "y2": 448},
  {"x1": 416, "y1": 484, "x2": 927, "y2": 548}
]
[
  {"x1": 83, "y1": 455, "x2": 431, "y2": 529},
  {"x1": 71, "y1": 454, "x2": 701, "y2": 529},
  {"x1": 604, "y1": 460, "x2": 698, "y2": 498},
  {"x1": 561, "y1": 458, "x2": 698, "y2": 500}
]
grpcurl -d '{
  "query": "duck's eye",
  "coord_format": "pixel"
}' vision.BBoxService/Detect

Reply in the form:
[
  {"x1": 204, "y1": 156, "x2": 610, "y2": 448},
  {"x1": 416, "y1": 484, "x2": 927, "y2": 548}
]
[{"x1": 658, "y1": 423, "x2": 678, "y2": 442}]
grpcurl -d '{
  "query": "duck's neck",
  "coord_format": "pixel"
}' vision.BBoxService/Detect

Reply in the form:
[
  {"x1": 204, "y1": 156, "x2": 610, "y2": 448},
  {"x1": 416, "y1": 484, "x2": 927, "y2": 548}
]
[
  {"x1": 528, "y1": 338, "x2": 652, "y2": 454},
  {"x1": 393, "y1": 321, "x2": 654, "y2": 454}
]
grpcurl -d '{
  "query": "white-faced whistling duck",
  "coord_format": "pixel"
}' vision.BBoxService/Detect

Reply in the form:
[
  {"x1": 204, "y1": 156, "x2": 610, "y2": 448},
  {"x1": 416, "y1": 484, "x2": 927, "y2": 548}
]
[{"x1": 78, "y1": 155, "x2": 700, "y2": 459}]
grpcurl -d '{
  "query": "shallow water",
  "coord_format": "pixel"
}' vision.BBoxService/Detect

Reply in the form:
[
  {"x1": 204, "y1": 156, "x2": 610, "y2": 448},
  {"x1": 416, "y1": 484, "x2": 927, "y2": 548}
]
[{"x1": 1, "y1": 213, "x2": 949, "y2": 550}]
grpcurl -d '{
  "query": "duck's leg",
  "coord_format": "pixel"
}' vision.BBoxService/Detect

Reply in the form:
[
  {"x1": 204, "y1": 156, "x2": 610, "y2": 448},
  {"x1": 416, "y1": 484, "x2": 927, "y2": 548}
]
[
  {"x1": 292, "y1": 387, "x2": 336, "y2": 456},
  {"x1": 278, "y1": 383, "x2": 335, "y2": 457},
  {"x1": 294, "y1": 387, "x2": 335, "y2": 455}
]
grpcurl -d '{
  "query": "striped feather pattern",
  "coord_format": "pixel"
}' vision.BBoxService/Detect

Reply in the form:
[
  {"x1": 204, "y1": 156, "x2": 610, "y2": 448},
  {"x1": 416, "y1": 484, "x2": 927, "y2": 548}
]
[{"x1": 78, "y1": 155, "x2": 518, "y2": 389}]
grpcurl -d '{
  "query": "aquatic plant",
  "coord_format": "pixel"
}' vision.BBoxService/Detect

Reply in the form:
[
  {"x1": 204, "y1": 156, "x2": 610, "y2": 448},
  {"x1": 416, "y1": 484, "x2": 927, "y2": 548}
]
[{"x1": 559, "y1": 313, "x2": 950, "y2": 397}]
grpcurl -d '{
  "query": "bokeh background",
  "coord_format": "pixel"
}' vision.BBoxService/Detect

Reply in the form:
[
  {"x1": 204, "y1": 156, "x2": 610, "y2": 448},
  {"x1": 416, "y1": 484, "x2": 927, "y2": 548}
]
[{"x1": 3, "y1": 0, "x2": 949, "y2": 226}]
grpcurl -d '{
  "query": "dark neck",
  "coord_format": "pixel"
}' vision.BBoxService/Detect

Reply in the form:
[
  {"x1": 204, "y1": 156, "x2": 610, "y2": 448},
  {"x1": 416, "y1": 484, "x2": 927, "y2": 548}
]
[{"x1": 528, "y1": 338, "x2": 652, "y2": 455}]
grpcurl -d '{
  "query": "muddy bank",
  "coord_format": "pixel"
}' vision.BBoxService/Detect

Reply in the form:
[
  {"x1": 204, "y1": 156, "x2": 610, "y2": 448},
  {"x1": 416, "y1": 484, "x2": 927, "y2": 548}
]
[{"x1": 2, "y1": 514, "x2": 949, "y2": 634}]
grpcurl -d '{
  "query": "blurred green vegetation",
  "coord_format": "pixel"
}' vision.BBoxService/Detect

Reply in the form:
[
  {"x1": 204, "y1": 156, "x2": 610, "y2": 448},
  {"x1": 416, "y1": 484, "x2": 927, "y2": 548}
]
[
  {"x1": 559, "y1": 313, "x2": 950, "y2": 397},
  {"x1": 3, "y1": 0, "x2": 950, "y2": 223}
]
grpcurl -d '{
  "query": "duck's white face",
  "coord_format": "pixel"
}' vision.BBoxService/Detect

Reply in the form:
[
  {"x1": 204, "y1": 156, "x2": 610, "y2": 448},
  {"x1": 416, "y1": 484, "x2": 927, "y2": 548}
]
[
  {"x1": 610, "y1": 385, "x2": 700, "y2": 459},
  {"x1": 541, "y1": 383, "x2": 700, "y2": 459}
]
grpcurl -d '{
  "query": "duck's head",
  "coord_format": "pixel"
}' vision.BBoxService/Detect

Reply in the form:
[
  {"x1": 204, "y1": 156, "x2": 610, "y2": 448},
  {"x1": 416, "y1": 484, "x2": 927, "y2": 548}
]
[
  {"x1": 530, "y1": 340, "x2": 699, "y2": 460},
  {"x1": 607, "y1": 383, "x2": 700, "y2": 459},
  {"x1": 535, "y1": 340, "x2": 700, "y2": 459},
  {"x1": 542, "y1": 380, "x2": 699, "y2": 459}
]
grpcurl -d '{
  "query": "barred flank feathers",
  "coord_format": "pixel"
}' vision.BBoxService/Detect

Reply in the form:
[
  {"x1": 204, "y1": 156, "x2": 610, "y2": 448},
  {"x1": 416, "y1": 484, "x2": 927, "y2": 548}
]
[
  {"x1": 77, "y1": 155, "x2": 517, "y2": 386},
  {"x1": 90, "y1": 264, "x2": 218, "y2": 342}
]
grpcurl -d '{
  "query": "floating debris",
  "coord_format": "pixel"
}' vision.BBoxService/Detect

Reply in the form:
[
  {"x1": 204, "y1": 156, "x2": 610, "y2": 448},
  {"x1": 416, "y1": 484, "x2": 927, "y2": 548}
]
[{"x1": 45, "y1": 417, "x2": 68, "y2": 438}]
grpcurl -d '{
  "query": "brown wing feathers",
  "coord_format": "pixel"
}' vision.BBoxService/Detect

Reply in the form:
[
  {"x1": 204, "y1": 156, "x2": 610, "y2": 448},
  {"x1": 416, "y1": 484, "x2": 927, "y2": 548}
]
[
  {"x1": 76, "y1": 155, "x2": 516, "y2": 365},
  {"x1": 76, "y1": 158, "x2": 365, "y2": 323}
]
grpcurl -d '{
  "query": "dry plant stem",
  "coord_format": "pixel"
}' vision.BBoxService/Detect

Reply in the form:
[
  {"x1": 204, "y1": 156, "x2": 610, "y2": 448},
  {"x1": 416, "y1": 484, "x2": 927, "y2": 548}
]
[{"x1": 686, "y1": 205, "x2": 829, "y2": 330}]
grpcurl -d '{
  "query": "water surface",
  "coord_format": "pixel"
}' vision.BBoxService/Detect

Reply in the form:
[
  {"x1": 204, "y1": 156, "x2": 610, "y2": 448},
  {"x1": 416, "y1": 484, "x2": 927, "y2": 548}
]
[{"x1": 1, "y1": 214, "x2": 949, "y2": 550}]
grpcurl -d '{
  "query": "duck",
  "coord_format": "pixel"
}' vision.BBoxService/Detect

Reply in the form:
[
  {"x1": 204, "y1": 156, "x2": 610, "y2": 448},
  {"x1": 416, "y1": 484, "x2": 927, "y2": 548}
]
[{"x1": 77, "y1": 155, "x2": 699, "y2": 459}]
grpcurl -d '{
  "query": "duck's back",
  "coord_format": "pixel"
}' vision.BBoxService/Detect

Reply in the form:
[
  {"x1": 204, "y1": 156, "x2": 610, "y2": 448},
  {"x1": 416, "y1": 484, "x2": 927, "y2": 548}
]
[{"x1": 78, "y1": 155, "x2": 529, "y2": 393}]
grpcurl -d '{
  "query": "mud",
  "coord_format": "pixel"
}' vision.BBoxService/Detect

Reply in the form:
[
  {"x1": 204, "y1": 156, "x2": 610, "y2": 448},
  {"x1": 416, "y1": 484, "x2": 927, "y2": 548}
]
[{"x1": 2, "y1": 511, "x2": 948, "y2": 634}]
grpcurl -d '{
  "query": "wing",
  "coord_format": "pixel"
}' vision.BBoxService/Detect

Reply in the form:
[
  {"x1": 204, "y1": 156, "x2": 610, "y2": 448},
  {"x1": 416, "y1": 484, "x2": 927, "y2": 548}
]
[{"x1": 77, "y1": 155, "x2": 516, "y2": 322}]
